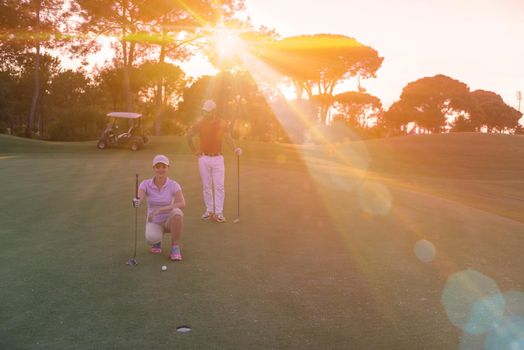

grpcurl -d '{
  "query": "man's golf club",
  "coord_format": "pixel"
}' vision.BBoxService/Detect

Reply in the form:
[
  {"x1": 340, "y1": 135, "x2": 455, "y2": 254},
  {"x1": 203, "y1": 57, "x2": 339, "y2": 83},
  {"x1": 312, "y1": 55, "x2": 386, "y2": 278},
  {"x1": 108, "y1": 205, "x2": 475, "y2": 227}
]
[
  {"x1": 126, "y1": 173, "x2": 139, "y2": 266},
  {"x1": 233, "y1": 155, "x2": 240, "y2": 224}
]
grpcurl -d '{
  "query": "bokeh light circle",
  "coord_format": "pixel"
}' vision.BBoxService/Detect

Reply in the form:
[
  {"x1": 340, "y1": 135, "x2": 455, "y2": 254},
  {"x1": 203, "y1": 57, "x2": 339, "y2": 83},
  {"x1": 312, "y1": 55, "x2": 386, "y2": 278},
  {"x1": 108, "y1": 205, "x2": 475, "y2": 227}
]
[
  {"x1": 357, "y1": 181, "x2": 392, "y2": 216},
  {"x1": 485, "y1": 315, "x2": 524, "y2": 350},
  {"x1": 504, "y1": 290, "x2": 524, "y2": 318},
  {"x1": 414, "y1": 240, "x2": 436, "y2": 262},
  {"x1": 442, "y1": 269, "x2": 506, "y2": 335}
]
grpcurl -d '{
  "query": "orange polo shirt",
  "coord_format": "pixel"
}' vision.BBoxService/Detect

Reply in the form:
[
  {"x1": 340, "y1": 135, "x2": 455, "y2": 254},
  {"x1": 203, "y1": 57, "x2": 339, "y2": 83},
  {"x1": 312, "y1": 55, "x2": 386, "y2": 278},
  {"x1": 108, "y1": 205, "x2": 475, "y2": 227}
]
[{"x1": 191, "y1": 117, "x2": 229, "y2": 154}]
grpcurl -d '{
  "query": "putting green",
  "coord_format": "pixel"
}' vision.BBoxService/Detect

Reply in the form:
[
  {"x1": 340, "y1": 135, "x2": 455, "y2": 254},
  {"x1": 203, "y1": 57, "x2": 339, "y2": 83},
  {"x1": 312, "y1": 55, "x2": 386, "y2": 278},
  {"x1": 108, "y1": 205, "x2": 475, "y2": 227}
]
[{"x1": 1, "y1": 133, "x2": 523, "y2": 349}]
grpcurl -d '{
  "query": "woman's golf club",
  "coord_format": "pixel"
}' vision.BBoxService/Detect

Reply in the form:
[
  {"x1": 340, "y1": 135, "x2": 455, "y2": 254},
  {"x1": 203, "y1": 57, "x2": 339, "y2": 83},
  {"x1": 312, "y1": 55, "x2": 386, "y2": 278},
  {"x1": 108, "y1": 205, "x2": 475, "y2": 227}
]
[{"x1": 126, "y1": 173, "x2": 139, "y2": 266}]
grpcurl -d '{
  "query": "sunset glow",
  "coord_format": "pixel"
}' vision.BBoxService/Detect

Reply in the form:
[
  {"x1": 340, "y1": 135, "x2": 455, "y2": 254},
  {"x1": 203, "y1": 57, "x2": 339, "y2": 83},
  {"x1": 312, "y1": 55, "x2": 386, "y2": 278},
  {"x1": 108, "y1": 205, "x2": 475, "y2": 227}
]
[
  {"x1": 210, "y1": 27, "x2": 244, "y2": 61},
  {"x1": 245, "y1": 0, "x2": 524, "y2": 110}
]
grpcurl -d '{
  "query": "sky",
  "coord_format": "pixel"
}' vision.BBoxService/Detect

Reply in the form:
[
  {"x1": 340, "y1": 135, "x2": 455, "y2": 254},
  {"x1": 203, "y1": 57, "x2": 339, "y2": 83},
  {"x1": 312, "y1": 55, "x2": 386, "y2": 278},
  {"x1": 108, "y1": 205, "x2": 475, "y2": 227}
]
[{"x1": 185, "y1": 0, "x2": 524, "y2": 110}]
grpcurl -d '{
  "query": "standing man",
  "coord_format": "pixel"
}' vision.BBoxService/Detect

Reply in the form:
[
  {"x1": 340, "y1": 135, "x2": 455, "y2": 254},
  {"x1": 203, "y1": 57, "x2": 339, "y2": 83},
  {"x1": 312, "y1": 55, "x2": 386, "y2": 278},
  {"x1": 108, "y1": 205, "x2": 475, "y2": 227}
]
[{"x1": 186, "y1": 99, "x2": 242, "y2": 223}]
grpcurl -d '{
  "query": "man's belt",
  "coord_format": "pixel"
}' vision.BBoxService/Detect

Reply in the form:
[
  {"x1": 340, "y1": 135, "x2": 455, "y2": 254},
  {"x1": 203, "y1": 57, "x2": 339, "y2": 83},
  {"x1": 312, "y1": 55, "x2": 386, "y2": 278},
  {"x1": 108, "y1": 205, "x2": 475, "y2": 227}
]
[{"x1": 201, "y1": 152, "x2": 222, "y2": 156}]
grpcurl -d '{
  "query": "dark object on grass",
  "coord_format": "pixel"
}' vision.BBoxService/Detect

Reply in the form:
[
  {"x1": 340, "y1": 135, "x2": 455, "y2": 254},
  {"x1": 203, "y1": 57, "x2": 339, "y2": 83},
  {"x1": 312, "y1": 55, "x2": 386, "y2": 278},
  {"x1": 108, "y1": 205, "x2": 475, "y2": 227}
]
[{"x1": 126, "y1": 259, "x2": 138, "y2": 266}]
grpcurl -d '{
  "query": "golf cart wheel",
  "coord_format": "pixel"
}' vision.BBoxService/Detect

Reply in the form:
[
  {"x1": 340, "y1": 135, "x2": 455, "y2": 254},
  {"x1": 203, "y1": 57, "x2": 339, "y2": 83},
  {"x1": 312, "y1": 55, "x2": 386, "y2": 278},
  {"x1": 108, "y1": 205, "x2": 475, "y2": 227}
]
[
  {"x1": 130, "y1": 142, "x2": 140, "y2": 151},
  {"x1": 97, "y1": 140, "x2": 107, "y2": 149}
]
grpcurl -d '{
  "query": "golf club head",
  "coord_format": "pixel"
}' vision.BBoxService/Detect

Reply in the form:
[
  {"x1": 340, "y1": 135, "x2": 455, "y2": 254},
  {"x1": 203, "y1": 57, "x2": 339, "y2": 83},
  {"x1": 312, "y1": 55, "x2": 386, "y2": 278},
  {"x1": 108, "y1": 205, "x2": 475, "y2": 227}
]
[
  {"x1": 233, "y1": 217, "x2": 240, "y2": 224},
  {"x1": 126, "y1": 259, "x2": 138, "y2": 266}
]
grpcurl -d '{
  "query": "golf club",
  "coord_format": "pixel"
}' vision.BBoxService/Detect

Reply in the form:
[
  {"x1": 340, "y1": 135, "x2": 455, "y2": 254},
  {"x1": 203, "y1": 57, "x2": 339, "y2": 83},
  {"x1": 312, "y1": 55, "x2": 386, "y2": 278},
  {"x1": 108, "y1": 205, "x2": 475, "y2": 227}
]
[
  {"x1": 126, "y1": 173, "x2": 139, "y2": 266},
  {"x1": 233, "y1": 155, "x2": 240, "y2": 224}
]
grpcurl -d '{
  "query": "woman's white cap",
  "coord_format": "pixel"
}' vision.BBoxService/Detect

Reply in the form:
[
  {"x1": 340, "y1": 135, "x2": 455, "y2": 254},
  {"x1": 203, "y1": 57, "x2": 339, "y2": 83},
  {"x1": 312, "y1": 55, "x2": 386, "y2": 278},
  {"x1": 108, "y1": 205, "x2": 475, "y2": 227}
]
[{"x1": 152, "y1": 154, "x2": 170, "y2": 167}]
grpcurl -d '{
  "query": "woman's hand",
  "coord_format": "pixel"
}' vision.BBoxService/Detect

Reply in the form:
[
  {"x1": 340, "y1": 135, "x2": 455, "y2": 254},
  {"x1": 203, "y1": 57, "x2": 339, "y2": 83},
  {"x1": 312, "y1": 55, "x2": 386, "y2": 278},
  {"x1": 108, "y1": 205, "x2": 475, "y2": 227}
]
[{"x1": 132, "y1": 198, "x2": 141, "y2": 208}]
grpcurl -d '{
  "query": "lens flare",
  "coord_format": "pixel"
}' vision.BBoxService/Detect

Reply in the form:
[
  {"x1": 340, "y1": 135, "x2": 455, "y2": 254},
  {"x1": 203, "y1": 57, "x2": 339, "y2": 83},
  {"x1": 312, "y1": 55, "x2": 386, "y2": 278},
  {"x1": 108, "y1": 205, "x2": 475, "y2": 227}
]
[
  {"x1": 504, "y1": 291, "x2": 524, "y2": 317},
  {"x1": 414, "y1": 239, "x2": 436, "y2": 262},
  {"x1": 459, "y1": 332, "x2": 486, "y2": 350},
  {"x1": 442, "y1": 269, "x2": 505, "y2": 335},
  {"x1": 357, "y1": 180, "x2": 392, "y2": 216},
  {"x1": 485, "y1": 315, "x2": 524, "y2": 350}
]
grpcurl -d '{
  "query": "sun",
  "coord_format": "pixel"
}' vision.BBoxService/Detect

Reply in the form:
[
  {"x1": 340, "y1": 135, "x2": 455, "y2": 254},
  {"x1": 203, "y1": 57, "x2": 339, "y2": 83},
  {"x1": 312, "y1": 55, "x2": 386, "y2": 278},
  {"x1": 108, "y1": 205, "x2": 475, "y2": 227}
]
[{"x1": 210, "y1": 27, "x2": 245, "y2": 62}]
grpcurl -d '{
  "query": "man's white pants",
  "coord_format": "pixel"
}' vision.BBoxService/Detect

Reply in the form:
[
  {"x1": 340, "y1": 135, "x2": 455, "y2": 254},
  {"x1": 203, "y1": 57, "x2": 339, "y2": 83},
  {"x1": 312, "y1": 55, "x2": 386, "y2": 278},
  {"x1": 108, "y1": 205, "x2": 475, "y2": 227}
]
[{"x1": 198, "y1": 155, "x2": 225, "y2": 214}]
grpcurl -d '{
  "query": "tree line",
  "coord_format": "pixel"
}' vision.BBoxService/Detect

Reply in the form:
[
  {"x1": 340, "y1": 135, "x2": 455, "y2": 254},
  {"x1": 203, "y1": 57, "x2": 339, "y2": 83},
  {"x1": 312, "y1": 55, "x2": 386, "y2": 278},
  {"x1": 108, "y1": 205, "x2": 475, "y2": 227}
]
[{"x1": 0, "y1": 0, "x2": 521, "y2": 142}]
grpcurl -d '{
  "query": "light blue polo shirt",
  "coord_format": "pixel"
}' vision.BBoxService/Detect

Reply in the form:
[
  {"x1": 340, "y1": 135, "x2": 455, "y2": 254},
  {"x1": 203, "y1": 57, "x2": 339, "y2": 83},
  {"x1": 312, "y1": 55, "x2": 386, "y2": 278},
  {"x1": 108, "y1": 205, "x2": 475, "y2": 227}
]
[{"x1": 139, "y1": 178, "x2": 182, "y2": 224}]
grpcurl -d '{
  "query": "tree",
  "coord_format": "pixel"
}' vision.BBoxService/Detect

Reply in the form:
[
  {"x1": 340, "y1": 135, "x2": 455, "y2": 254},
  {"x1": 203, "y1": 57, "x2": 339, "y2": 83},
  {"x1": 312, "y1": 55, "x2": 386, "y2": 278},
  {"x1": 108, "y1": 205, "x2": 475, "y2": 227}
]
[
  {"x1": 146, "y1": 0, "x2": 245, "y2": 134},
  {"x1": 75, "y1": 0, "x2": 172, "y2": 111},
  {"x1": 47, "y1": 70, "x2": 89, "y2": 108},
  {"x1": 141, "y1": 3, "x2": 193, "y2": 135},
  {"x1": 176, "y1": 70, "x2": 280, "y2": 140},
  {"x1": 44, "y1": 69, "x2": 104, "y2": 140},
  {"x1": 0, "y1": 69, "x2": 16, "y2": 132},
  {"x1": 1, "y1": 0, "x2": 68, "y2": 137},
  {"x1": 134, "y1": 61, "x2": 187, "y2": 134},
  {"x1": 468, "y1": 90, "x2": 522, "y2": 133},
  {"x1": 382, "y1": 100, "x2": 413, "y2": 135},
  {"x1": 74, "y1": 0, "x2": 245, "y2": 133},
  {"x1": 204, "y1": 22, "x2": 277, "y2": 71},
  {"x1": 259, "y1": 34, "x2": 383, "y2": 124},
  {"x1": 94, "y1": 66, "x2": 130, "y2": 110},
  {"x1": 0, "y1": 1, "x2": 26, "y2": 69},
  {"x1": 135, "y1": 62, "x2": 185, "y2": 105},
  {"x1": 94, "y1": 64, "x2": 151, "y2": 111},
  {"x1": 12, "y1": 52, "x2": 61, "y2": 136},
  {"x1": 449, "y1": 115, "x2": 475, "y2": 132},
  {"x1": 334, "y1": 91, "x2": 382, "y2": 128},
  {"x1": 383, "y1": 75, "x2": 472, "y2": 133}
]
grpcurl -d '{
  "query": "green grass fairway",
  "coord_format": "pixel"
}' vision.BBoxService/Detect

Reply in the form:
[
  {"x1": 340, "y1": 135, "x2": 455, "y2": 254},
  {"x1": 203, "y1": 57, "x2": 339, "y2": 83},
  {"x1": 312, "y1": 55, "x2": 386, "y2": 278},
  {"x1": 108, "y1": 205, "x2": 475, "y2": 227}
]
[{"x1": 1, "y1": 133, "x2": 523, "y2": 349}]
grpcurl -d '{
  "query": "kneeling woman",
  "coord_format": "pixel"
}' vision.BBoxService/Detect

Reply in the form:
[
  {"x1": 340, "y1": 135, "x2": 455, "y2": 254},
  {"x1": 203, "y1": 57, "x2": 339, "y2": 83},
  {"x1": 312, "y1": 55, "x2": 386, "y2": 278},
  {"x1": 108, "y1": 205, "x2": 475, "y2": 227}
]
[{"x1": 133, "y1": 154, "x2": 185, "y2": 261}]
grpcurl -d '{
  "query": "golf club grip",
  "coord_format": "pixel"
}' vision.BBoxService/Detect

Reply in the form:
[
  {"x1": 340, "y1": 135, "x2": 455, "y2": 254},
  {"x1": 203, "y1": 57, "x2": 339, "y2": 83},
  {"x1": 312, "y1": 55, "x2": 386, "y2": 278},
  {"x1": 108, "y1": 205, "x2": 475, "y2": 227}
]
[{"x1": 135, "y1": 174, "x2": 139, "y2": 197}]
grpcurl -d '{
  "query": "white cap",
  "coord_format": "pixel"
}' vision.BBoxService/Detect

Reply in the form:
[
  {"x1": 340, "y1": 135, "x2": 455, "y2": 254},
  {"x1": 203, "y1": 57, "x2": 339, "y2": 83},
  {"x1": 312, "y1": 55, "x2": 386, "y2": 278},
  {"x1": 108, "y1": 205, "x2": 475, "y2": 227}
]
[
  {"x1": 152, "y1": 154, "x2": 170, "y2": 167},
  {"x1": 202, "y1": 99, "x2": 217, "y2": 112}
]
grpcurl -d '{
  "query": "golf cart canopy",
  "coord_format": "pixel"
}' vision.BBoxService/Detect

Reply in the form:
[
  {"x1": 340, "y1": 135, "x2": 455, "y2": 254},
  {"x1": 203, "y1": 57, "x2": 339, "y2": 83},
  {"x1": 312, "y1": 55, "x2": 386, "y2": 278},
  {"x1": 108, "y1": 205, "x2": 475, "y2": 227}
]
[{"x1": 106, "y1": 112, "x2": 142, "y2": 119}]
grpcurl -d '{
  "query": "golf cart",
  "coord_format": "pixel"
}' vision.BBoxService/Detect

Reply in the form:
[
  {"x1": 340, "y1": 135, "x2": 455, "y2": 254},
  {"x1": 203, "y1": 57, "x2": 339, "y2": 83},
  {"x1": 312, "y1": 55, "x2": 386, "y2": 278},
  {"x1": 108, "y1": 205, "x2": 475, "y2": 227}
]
[{"x1": 97, "y1": 112, "x2": 149, "y2": 151}]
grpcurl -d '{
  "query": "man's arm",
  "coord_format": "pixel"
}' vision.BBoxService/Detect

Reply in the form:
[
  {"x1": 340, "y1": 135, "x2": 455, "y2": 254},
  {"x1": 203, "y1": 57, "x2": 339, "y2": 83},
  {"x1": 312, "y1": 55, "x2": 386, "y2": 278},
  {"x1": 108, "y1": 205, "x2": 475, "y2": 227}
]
[
  {"x1": 225, "y1": 132, "x2": 237, "y2": 151},
  {"x1": 224, "y1": 124, "x2": 242, "y2": 156}
]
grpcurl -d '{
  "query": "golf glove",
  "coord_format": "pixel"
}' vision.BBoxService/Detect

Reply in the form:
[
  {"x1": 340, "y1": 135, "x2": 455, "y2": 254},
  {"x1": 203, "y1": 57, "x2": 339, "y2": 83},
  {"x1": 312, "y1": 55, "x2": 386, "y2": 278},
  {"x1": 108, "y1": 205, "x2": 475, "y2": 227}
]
[
  {"x1": 234, "y1": 147, "x2": 242, "y2": 156},
  {"x1": 132, "y1": 197, "x2": 141, "y2": 208}
]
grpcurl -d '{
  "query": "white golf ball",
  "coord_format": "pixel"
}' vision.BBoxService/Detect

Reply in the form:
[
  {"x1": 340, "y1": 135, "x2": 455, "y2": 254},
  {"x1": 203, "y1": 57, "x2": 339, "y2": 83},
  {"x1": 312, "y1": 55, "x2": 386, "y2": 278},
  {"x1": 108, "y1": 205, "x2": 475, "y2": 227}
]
[{"x1": 161, "y1": 265, "x2": 167, "y2": 271}]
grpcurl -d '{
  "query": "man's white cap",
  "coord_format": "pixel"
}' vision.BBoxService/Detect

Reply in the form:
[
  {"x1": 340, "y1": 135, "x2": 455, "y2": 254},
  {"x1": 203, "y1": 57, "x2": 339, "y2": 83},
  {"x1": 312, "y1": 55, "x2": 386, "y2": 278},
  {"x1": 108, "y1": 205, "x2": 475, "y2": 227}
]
[
  {"x1": 152, "y1": 154, "x2": 170, "y2": 167},
  {"x1": 202, "y1": 99, "x2": 217, "y2": 112}
]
